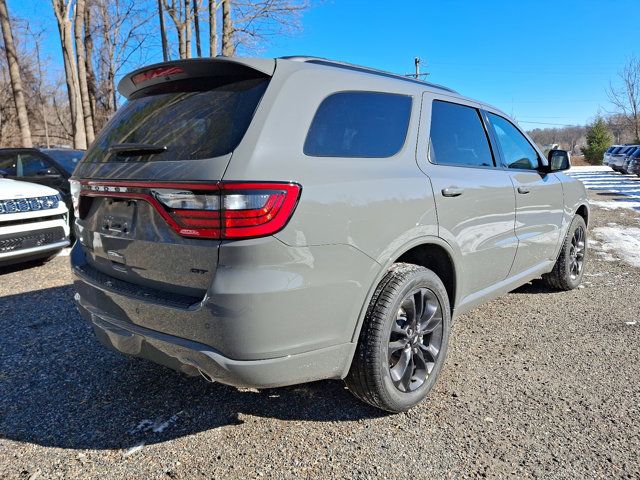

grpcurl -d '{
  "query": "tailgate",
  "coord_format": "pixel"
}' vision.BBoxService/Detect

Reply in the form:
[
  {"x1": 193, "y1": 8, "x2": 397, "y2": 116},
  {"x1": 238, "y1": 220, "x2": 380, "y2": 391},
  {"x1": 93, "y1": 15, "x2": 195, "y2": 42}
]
[{"x1": 72, "y1": 58, "x2": 274, "y2": 298}]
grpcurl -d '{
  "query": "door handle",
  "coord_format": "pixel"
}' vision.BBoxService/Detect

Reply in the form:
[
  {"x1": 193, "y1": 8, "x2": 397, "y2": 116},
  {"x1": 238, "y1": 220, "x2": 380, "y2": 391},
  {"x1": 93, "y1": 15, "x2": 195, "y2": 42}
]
[
  {"x1": 517, "y1": 186, "x2": 531, "y2": 194},
  {"x1": 442, "y1": 187, "x2": 464, "y2": 197}
]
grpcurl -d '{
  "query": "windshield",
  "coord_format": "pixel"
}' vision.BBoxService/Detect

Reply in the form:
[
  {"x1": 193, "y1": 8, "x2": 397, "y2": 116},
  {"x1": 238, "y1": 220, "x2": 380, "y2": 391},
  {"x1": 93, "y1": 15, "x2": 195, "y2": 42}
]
[
  {"x1": 83, "y1": 78, "x2": 269, "y2": 163},
  {"x1": 44, "y1": 149, "x2": 84, "y2": 174}
]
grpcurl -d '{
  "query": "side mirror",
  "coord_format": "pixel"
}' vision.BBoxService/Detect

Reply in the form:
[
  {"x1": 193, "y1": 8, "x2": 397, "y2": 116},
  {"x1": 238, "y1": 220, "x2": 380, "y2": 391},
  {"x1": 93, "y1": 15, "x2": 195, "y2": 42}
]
[
  {"x1": 546, "y1": 149, "x2": 571, "y2": 172},
  {"x1": 37, "y1": 168, "x2": 62, "y2": 178}
]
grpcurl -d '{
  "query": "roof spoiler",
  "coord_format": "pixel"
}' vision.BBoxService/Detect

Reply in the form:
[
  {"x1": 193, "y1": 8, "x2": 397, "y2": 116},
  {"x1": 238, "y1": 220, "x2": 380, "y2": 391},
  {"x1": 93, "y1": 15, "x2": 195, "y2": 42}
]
[{"x1": 118, "y1": 57, "x2": 276, "y2": 99}]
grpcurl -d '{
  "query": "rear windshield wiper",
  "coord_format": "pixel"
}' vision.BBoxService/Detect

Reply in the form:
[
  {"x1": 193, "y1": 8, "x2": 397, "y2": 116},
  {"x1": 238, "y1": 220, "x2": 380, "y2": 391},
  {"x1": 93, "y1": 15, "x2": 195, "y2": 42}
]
[{"x1": 109, "y1": 143, "x2": 167, "y2": 157}]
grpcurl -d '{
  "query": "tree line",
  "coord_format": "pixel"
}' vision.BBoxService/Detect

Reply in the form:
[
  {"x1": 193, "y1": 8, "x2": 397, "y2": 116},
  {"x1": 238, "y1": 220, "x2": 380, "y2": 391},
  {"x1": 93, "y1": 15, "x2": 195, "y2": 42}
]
[
  {"x1": 0, "y1": 0, "x2": 308, "y2": 150},
  {"x1": 528, "y1": 55, "x2": 640, "y2": 164}
]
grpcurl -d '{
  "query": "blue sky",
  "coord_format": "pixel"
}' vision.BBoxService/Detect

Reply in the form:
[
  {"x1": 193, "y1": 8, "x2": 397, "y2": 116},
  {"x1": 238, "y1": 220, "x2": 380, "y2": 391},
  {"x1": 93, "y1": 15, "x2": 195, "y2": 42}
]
[{"x1": 11, "y1": 0, "x2": 639, "y2": 127}]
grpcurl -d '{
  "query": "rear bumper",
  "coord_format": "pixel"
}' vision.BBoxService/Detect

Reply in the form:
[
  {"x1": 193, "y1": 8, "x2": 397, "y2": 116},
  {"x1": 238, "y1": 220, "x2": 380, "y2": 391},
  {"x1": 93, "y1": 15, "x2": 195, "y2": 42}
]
[
  {"x1": 71, "y1": 235, "x2": 380, "y2": 387},
  {"x1": 75, "y1": 291, "x2": 355, "y2": 388}
]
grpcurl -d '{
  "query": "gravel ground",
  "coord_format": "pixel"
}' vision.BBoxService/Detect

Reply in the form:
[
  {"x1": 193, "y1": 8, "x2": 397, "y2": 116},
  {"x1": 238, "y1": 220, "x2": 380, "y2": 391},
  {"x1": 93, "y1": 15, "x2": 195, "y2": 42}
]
[{"x1": 1, "y1": 188, "x2": 639, "y2": 479}]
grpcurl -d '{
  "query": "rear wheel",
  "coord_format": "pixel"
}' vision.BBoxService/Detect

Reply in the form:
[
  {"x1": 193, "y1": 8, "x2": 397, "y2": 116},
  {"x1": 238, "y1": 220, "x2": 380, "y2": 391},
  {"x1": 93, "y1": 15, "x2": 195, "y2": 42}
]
[
  {"x1": 345, "y1": 263, "x2": 451, "y2": 412},
  {"x1": 542, "y1": 215, "x2": 587, "y2": 291}
]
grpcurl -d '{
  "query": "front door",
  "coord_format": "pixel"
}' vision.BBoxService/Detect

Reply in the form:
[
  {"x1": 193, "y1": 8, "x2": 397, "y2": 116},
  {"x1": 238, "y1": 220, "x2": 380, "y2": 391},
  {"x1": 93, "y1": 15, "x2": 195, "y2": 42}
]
[{"x1": 485, "y1": 112, "x2": 564, "y2": 274}]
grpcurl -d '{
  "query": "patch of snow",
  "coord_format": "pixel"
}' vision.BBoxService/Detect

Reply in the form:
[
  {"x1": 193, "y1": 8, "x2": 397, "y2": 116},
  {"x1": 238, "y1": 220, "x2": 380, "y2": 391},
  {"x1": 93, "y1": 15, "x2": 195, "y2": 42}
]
[
  {"x1": 127, "y1": 412, "x2": 183, "y2": 436},
  {"x1": 56, "y1": 247, "x2": 71, "y2": 257},
  {"x1": 128, "y1": 419, "x2": 154, "y2": 435},
  {"x1": 568, "y1": 166, "x2": 612, "y2": 172},
  {"x1": 152, "y1": 412, "x2": 182, "y2": 433},
  {"x1": 593, "y1": 226, "x2": 640, "y2": 268},
  {"x1": 591, "y1": 200, "x2": 640, "y2": 211},
  {"x1": 124, "y1": 442, "x2": 145, "y2": 457}
]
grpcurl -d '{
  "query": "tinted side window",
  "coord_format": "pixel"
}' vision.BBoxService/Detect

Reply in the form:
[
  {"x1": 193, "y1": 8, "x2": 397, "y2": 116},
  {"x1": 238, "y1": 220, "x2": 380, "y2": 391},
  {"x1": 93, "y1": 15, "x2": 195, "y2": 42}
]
[
  {"x1": 429, "y1": 100, "x2": 494, "y2": 168},
  {"x1": 488, "y1": 113, "x2": 540, "y2": 170},
  {"x1": 19, "y1": 154, "x2": 50, "y2": 177},
  {"x1": 304, "y1": 92, "x2": 412, "y2": 158},
  {"x1": 0, "y1": 154, "x2": 17, "y2": 175}
]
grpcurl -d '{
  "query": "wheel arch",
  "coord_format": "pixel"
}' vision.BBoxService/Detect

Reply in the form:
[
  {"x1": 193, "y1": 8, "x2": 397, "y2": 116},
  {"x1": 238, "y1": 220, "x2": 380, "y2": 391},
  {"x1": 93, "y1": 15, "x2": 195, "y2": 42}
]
[
  {"x1": 395, "y1": 243, "x2": 456, "y2": 315},
  {"x1": 349, "y1": 237, "x2": 458, "y2": 345},
  {"x1": 575, "y1": 203, "x2": 589, "y2": 227}
]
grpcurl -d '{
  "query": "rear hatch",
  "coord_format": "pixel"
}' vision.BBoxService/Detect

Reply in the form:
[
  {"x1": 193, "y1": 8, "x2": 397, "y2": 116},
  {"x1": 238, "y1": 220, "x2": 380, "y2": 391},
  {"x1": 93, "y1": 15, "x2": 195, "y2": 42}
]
[{"x1": 72, "y1": 58, "x2": 274, "y2": 299}]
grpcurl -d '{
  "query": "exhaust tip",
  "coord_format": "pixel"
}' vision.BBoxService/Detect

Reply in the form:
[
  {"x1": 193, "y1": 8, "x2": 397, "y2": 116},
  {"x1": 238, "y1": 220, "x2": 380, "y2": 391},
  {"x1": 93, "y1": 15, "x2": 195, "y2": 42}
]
[{"x1": 198, "y1": 368, "x2": 215, "y2": 383}]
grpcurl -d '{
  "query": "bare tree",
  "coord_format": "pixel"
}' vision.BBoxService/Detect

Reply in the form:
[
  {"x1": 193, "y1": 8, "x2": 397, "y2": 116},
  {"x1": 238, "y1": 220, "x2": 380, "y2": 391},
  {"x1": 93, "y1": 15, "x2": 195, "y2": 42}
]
[
  {"x1": 24, "y1": 24, "x2": 50, "y2": 148},
  {"x1": 193, "y1": 0, "x2": 201, "y2": 57},
  {"x1": 208, "y1": 0, "x2": 217, "y2": 56},
  {"x1": 232, "y1": 0, "x2": 308, "y2": 52},
  {"x1": 221, "y1": 0, "x2": 233, "y2": 55},
  {"x1": 158, "y1": 0, "x2": 169, "y2": 61},
  {"x1": 84, "y1": 3, "x2": 98, "y2": 123},
  {"x1": 163, "y1": 0, "x2": 188, "y2": 58},
  {"x1": 184, "y1": 0, "x2": 192, "y2": 58},
  {"x1": 74, "y1": 0, "x2": 95, "y2": 144},
  {"x1": 52, "y1": 0, "x2": 87, "y2": 149},
  {"x1": 0, "y1": 0, "x2": 32, "y2": 147},
  {"x1": 608, "y1": 56, "x2": 640, "y2": 142},
  {"x1": 94, "y1": 0, "x2": 153, "y2": 125},
  {"x1": 217, "y1": 0, "x2": 309, "y2": 55}
]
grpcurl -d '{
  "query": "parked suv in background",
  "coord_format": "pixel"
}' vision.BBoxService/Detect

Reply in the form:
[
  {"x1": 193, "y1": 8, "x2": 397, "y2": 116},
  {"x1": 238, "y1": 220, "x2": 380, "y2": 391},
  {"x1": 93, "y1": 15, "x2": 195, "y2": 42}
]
[
  {"x1": 0, "y1": 179, "x2": 70, "y2": 266},
  {"x1": 70, "y1": 57, "x2": 589, "y2": 412},
  {"x1": 627, "y1": 150, "x2": 640, "y2": 176},
  {"x1": 603, "y1": 145, "x2": 621, "y2": 166},
  {"x1": 0, "y1": 148, "x2": 85, "y2": 212},
  {"x1": 621, "y1": 146, "x2": 640, "y2": 174},
  {"x1": 610, "y1": 145, "x2": 638, "y2": 172}
]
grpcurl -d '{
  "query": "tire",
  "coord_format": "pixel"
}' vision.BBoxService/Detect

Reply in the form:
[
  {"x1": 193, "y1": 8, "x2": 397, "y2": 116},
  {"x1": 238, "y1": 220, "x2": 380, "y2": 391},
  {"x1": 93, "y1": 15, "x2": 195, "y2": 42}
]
[
  {"x1": 542, "y1": 215, "x2": 587, "y2": 291},
  {"x1": 345, "y1": 263, "x2": 451, "y2": 412}
]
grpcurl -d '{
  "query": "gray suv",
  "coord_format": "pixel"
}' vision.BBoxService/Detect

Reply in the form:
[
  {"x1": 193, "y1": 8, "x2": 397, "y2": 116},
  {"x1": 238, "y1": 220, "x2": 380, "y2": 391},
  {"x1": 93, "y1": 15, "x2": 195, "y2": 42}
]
[{"x1": 70, "y1": 57, "x2": 589, "y2": 412}]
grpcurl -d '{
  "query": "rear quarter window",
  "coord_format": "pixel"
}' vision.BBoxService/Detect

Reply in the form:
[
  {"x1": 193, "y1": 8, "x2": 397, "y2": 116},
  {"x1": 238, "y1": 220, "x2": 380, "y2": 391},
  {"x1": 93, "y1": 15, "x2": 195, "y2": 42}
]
[{"x1": 303, "y1": 91, "x2": 412, "y2": 158}]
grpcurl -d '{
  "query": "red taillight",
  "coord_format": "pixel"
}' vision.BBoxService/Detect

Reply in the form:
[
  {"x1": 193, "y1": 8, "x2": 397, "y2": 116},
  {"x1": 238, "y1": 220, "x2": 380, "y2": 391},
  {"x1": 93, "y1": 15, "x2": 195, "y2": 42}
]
[
  {"x1": 79, "y1": 181, "x2": 301, "y2": 240},
  {"x1": 131, "y1": 66, "x2": 185, "y2": 85},
  {"x1": 220, "y1": 183, "x2": 299, "y2": 239}
]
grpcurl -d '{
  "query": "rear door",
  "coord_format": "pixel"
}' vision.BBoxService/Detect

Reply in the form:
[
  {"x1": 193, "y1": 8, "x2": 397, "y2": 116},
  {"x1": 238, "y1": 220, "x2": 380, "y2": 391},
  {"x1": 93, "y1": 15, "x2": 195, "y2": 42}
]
[
  {"x1": 485, "y1": 111, "x2": 564, "y2": 275},
  {"x1": 72, "y1": 59, "x2": 274, "y2": 298},
  {"x1": 423, "y1": 96, "x2": 518, "y2": 298}
]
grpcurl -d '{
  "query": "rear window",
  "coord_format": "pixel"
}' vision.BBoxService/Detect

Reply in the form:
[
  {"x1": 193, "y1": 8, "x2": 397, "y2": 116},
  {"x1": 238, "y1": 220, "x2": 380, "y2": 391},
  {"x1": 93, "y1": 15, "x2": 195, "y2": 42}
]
[
  {"x1": 45, "y1": 149, "x2": 84, "y2": 174},
  {"x1": 304, "y1": 92, "x2": 412, "y2": 158},
  {"x1": 83, "y1": 78, "x2": 268, "y2": 162}
]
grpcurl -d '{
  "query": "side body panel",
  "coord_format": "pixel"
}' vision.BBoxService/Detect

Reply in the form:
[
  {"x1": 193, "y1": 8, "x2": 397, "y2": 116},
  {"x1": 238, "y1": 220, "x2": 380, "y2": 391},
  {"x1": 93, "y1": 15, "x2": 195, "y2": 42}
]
[{"x1": 224, "y1": 61, "x2": 440, "y2": 262}]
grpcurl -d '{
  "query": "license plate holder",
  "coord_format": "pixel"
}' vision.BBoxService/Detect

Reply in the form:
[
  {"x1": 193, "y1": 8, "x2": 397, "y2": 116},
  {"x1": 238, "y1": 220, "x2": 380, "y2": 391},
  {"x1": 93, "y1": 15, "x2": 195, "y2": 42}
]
[{"x1": 100, "y1": 199, "x2": 136, "y2": 235}]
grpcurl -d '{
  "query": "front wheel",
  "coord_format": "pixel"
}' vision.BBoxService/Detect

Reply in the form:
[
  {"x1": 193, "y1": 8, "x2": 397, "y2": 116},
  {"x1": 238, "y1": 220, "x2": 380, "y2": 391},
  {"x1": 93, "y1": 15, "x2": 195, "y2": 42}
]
[
  {"x1": 542, "y1": 215, "x2": 587, "y2": 291},
  {"x1": 345, "y1": 263, "x2": 451, "y2": 412}
]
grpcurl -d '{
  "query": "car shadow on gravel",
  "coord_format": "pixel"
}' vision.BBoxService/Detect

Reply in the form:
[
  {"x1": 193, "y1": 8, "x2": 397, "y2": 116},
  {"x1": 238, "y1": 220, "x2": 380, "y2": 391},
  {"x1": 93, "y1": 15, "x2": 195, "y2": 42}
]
[
  {"x1": 0, "y1": 285, "x2": 384, "y2": 451},
  {"x1": 509, "y1": 280, "x2": 561, "y2": 295},
  {"x1": 0, "y1": 258, "x2": 49, "y2": 275}
]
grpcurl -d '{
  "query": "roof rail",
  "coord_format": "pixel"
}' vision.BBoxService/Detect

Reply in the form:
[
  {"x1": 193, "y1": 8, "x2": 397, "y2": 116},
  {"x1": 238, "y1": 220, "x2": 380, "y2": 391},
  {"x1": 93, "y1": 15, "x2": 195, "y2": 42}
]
[{"x1": 280, "y1": 56, "x2": 458, "y2": 94}]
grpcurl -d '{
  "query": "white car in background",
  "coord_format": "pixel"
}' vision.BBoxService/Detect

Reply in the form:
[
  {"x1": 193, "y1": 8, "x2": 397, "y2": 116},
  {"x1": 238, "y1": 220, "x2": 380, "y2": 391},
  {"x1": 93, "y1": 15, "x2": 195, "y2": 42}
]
[{"x1": 0, "y1": 178, "x2": 70, "y2": 266}]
